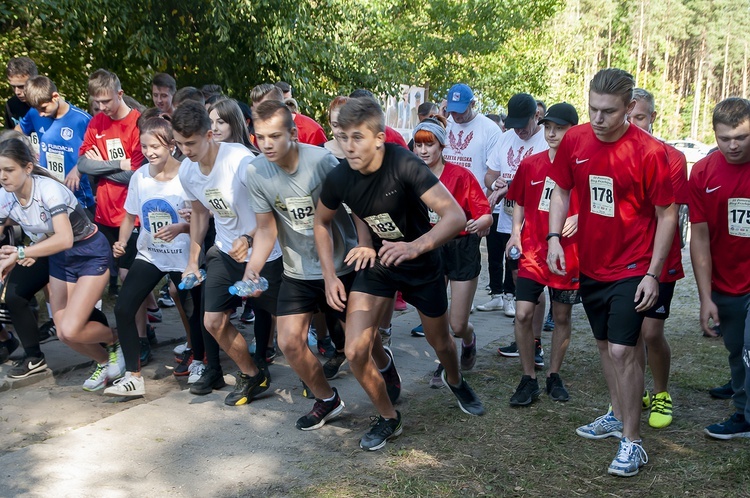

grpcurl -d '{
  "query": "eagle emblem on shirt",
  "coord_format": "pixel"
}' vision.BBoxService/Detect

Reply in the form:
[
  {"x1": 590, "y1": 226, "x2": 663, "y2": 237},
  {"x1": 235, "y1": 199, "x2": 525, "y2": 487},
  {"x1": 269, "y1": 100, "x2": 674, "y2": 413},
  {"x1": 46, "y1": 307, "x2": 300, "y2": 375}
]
[
  {"x1": 448, "y1": 130, "x2": 474, "y2": 153},
  {"x1": 507, "y1": 146, "x2": 535, "y2": 172}
]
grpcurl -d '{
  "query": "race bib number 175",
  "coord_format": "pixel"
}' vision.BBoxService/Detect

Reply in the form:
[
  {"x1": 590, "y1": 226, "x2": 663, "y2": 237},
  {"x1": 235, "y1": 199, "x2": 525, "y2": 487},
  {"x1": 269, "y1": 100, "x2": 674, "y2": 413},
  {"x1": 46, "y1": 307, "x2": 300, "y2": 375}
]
[{"x1": 728, "y1": 198, "x2": 750, "y2": 237}]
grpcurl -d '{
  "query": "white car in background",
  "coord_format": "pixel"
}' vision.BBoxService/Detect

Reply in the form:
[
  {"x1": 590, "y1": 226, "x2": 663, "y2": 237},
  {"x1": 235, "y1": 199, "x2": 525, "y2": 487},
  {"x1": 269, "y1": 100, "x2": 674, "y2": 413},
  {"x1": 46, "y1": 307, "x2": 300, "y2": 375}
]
[{"x1": 665, "y1": 139, "x2": 714, "y2": 166}]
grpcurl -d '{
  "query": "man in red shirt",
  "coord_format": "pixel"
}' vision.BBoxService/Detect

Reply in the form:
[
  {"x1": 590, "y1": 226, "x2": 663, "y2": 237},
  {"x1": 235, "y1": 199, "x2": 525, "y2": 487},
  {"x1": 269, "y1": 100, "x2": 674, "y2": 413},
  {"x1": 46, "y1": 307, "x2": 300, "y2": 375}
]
[
  {"x1": 547, "y1": 68, "x2": 677, "y2": 477},
  {"x1": 250, "y1": 84, "x2": 327, "y2": 146},
  {"x1": 505, "y1": 102, "x2": 580, "y2": 407},
  {"x1": 628, "y1": 88, "x2": 688, "y2": 429},
  {"x1": 690, "y1": 97, "x2": 750, "y2": 439}
]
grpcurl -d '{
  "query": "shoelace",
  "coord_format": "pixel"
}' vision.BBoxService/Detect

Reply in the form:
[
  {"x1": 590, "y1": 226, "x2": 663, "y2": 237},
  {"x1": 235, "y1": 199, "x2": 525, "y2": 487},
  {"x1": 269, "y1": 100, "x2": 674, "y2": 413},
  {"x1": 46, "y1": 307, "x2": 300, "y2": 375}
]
[
  {"x1": 617, "y1": 440, "x2": 649, "y2": 465},
  {"x1": 368, "y1": 416, "x2": 395, "y2": 437},
  {"x1": 89, "y1": 364, "x2": 107, "y2": 380},
  {"x1": 310, "y1": 397, "x2": 335, "y2": 418},
  {"x1": 651, "y1": 397, "x2": 672, "y2": 414}
]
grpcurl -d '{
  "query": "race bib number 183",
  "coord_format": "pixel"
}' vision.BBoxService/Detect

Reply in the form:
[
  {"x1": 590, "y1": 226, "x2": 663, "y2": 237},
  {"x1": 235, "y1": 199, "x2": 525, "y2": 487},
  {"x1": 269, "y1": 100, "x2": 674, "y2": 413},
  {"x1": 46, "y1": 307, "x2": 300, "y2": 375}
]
[
  {"x1": 364, "y1": 213, "x2": 404, "y2": 240},
  {"x1": 589, "y1": 175, "x2": 615, "y2": 217}
]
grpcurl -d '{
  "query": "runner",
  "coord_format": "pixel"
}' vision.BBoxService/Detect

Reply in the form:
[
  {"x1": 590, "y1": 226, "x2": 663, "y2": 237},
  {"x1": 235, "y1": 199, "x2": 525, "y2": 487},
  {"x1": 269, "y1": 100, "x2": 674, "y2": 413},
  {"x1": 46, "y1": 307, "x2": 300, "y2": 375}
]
[
  {"x1": 547, "y1": 68, "x2": 676, "y2": 477},
  {"x1": 5, "y1": 57, "x2": 38, "y2": 131},
  {"x1": 323, "y1": 96, "x2": 349, "y2": 160},
  {"x1": 151, "y1": 73, "x2": 176, "y2": 116},
  {"x1": 314, "y1": 97, "x2": 485, "y2": 452},
  {"x1": 250, "y1": 84, "x2": 327, "y2": 146}
]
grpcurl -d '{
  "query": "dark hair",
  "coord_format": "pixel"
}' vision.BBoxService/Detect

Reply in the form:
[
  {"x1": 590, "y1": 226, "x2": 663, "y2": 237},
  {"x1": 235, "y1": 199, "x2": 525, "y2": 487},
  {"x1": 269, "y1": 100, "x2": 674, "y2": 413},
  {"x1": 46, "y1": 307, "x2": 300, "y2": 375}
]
[
  {"x1": 137, "y1": 107, "x2": 165, "y2": 126},
  {"x1": 0, "y1": 137, "x2": 56, "y2": 180},
  {"x1": 152, "y1": 73, "x2": 177, "y2": 94},
  {"x1": 138, "y1": 116, "x2": 174, "y2": 148},
  {"x1": 337, "y1": 97, "x2": 385, "y2": 135},
  {"x1": 123, "y1": 94, "x2": 146, "y2": 113},
  {"x1": 590, "y1": 68, "x2": 635, "y2": 106},
  {"x1": 23, "y1": 76, "x2": 57, "y2": 107},
  {"x1": 173, "y1": 86, "x2": 205, "y2": 107},
  {"x1": 201, "y1": 84, "x2": 223, "y2": 98},
  {"x1": 252, "y1": 100, "x2": 295, "y2": 132},
  {"x1": 171, "y1": 101, "x2": 211, "y2": 137},
  {"x1": 250, "y1": 83, "x2": 283, "y2": 104},
  {"x1": 536, "y1": 100, "x2": 547, "y2": 115},
  {"x1": 275, "y1": 81, "x2": 291, "y2": 93},
  {"x1": 204, "y1": 93, "x2": 224, "y2": 108},
  {"x1": 417, "y1": 102, "x2": 438, "y2": 118},
  {"x1": 349, "y1": 89, "x2": 374, "y2": 99},
  {"x1": 209, "y1": 98, "x2": 254, "y2": 148},
  {"x1": 712, "y1": 97, "x2": 750, "y2": 130},
  {"x1": 6, "y1": 57, "x2": 38, "y2": 79}
]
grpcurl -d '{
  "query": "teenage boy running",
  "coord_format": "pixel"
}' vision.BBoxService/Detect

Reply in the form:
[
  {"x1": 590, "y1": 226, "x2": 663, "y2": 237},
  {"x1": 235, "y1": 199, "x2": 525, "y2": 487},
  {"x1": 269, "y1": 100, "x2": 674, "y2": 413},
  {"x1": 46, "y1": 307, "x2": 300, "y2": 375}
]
[{"x1": 5, "y1": 57, "x2": 38, "y2": 131}]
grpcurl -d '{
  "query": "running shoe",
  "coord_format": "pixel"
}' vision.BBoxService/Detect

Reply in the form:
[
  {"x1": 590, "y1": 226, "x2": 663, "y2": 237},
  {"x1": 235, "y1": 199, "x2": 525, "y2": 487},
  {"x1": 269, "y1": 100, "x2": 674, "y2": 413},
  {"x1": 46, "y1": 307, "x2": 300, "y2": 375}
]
[
  {"x1": 147, "y1": 307, "x2": 163, "y2": 323},
  {"x1": 503, "y1": 293, "x2": 516, "y2": 317},
  {"x1": 704, "y1": 413, "x2": 750, "y2": 439},
  {"x1": 38, "y1": 320, "x2": 58, "y2": 344},
  {"x1": 429, "y1": 364, "x2": 445, "y2": 389},
  {"x1": 576, "y1": 410, "x2": 623, "y2": 439},
  {"x1": 649, "y1": 392, "x2": 673, "y2": 428},
  {"x1": 381, "y1": 347, "x2": 401, "y2": 404},
  {"x1": 173, "y1": 341, "x2": 188, "y2": 357},
  {"x1": 379, "y1": 326, "x2": 392, "y2": 347},
  {"x1": 187, "y1": 360, "x2": 205, "y2": 384},
  {"x1": 157, "y1": 294, "x2": 175, "y2": 308},
  {"x1": 174, "y1": 349, "x2": 193, "y2": 377},
  {"x1": 106, "y1": 342, "x2": 126, "y2": 381},
  {"x1": 642, "y1": 390, "x2": 652, "y2": 410},
  {"x1": 139, "y1": 337, "x2": 152, "y2": 366},
  {"x1": 441, "y1": 369, "x2": 485, "y2": 415},
  {"x1": 323, "y1": 352, "x2": 347, "y2": 380},
  {"x1": 300, "y1": 380, "x2": 316, "y2": 399},
  {"x1": 8, "y1": 354, "x2": 47, "y2": 379},
  {"x1": 240, "y1": 308, "x2": 255, "y2": 323},
  {"x1": 534, "y1": 339, "x2": 544, "y2": 369},
  {"x1": 0, "y1": 333, "x2": 19, "y2": 363},
  {"x1": 189, "y1": 366, "x2": 226, "y2": 395},
  {"x1": 103, "y1": 372, "x2": 145, "y2": 397},
  {"x1": 394, "y1": 292, "x2": 407, "y2": 311},
  {"x1": 476, "y1": 294, "x2": 504, "y2": 312},
  {"x1": 608, "y1": 438, "x2": 648, "y2": 477},
  {"x1": 82, "y1": 363, "x2": 109, "y2": 391},
  {"x1": 709, "y1": 381, "x2": 734, "y2": 400},
  {"x1": 460, "y1": 334, "x2": 477, "y2": 370},
  {"x1": 509, "y1": 375, "x2": 541, "y2": 406},
  {"x1": 317, "y1": 336, "x2": 336, "y2": 359},
  {"x1": 265, "y1": 346, "x2": 277, "y2": 364},
  {"x1": 497, "y1": 341, "x2": 519, "y2": 357},
  {"x1": 411, "y1": 324, "x2": 425, "y2": 337},
  {"x1": 546, "y1": 373, "x2": 570, "y2": 402},
  {"x1": 224, "y1": 370, "x2": 269, "y2": 406},
  {"x1": 543, "y1": 311, "x2": 555, "y2": 331},
  {"x1": 359, "y1": 411, "x2": 402, "y2": 451},
  {"x1": 296, "y1": 387, "x2": 345, "y2": 431},
  {"x1": 146, "y1": 324, "x2": 157, "y2": 345}
]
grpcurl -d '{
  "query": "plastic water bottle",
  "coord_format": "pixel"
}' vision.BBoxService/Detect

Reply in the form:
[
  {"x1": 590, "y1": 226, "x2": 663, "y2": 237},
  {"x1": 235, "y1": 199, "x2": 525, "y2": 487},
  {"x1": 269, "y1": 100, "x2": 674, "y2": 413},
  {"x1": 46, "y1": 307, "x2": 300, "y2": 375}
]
[
  {"x1": 509, "y1": 246, "x2": 521, "y2": 260},
  {"x1": 178, "y1": 269, "x2": 206, "y2": 290},
  {"x1": 228, "y1": 277, "x2": 269, "y2": 297}
]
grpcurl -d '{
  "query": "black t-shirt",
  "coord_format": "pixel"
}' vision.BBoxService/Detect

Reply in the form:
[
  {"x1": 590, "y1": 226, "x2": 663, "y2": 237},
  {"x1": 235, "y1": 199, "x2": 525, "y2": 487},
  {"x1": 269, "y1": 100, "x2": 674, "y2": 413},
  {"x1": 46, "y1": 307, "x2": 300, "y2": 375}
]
[
  {"x1": 320, "y1": 143, "x2": 440, "y2": 271},
  {"x1": 4, "y1": 96, "x2": 30, "y2": 129}
]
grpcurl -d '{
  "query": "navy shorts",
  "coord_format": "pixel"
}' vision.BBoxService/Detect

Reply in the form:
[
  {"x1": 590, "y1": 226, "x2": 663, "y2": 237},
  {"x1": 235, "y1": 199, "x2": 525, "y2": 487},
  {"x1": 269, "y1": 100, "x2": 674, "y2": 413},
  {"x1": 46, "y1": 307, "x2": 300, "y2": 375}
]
[
  {"x1": 49, "y1": 231, "x2": 112, "y2": 283},
  {"x1": 97, "y1": 223, "x2": 139, "y2": 270},
  {"x1": 276, "y1": 271, "x2": 355, "y2": 320},
  {"x1": 579, "y1": 275, "x2": 645, "y2": 347}
]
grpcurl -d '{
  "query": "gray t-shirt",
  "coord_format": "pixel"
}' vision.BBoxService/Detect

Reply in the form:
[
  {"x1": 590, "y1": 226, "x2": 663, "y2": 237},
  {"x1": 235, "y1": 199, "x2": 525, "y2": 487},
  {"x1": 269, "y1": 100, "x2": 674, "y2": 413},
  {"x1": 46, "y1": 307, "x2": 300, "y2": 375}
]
[{"x1": 246, "y1": 143, "x2": 357, "y2": 280}]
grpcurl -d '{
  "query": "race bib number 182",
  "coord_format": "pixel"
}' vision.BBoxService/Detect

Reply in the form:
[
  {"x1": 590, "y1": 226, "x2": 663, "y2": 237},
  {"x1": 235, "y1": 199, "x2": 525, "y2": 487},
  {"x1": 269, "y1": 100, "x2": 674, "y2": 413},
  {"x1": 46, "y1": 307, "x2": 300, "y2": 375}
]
[
  {"x1": 728, "y1": 198, "x2": 750, "y2": 237},
  {"x1": 589, "y1": 175, "x2": 615, "y2": 217},
  {"x1": 364, "y1": 213, "x2": 404, "y2": 240},
  {"x1": 286, "y1": 196, "x2": 315, "y2": 232}
]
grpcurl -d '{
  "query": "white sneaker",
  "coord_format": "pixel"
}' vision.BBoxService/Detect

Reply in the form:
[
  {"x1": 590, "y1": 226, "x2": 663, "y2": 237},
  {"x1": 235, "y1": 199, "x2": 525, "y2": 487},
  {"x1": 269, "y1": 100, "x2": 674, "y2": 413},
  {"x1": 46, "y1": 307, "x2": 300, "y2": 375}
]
[
  {"x1": 82, "y1": 363, "x2": 109, "y2": 391},
  {"x1": 173, "y1": 342, "x2": 188, "y2": 356},
  {"x1": 107, "y1": 342, "x2": 126, "y2": 380},
  {"x1": 379, "y1": 326, "x2": 392, "y2": 347},
  {"x1": 104, "y1": 372, "x2": 145, "y2": 396},
  {"x1": 503, "y1": 293, "x2": 516, "y2": 317},
  {"x1": 476, "y1": 294, "x2": 504, "y2": 312},
  {"x1": 187, "y1": 360, "x2": 205, "y2": 384}
]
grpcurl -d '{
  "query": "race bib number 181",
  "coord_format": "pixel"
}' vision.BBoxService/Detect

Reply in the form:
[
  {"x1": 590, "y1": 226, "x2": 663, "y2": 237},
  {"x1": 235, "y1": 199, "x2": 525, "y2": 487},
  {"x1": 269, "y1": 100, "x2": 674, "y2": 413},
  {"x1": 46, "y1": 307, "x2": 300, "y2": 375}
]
[
  {"x1": 364, "y1": 213, "x2": 404, "y2": 240},
  {"x1": 204, "y1": 188, "x2": 237, "y2": 218},
  {"x1": 589, "y1": 175, "x2": 615, "y2": 217},
  {"x1": 728, "y1": 198, "x2": 750, "y2": 237}
]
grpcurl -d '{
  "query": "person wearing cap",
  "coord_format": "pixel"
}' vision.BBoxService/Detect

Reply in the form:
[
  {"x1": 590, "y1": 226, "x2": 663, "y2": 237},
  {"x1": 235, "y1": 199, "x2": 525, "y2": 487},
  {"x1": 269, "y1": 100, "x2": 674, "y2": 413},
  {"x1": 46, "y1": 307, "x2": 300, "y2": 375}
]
[
  {"x1": 504, "y1": 103, "x2": 581, "y2": 406},
  {"x1": 483, "y1": 93, "x2": 549, "y2": 362},
  {"x1": 411, "y1": 115, "x2": 492, "y2": 386},
  {"x1": 546, "y1": 68, "x2": 676, "y2": 477}
]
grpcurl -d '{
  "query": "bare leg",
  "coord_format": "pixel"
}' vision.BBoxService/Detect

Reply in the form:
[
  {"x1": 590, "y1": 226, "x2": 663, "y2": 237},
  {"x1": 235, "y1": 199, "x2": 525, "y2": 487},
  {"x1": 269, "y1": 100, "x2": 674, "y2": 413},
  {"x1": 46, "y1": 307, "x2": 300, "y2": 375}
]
[
  {"x1": 515, "y1": 299, "x2": 537, "y2": 377},
  {"x1": 642, "y1": 317, "x2": 670, "y2": 393},
  {"x1": 609, "y1": 338, "x2": 645, "y2": 441},
  {"x1": 277, "y1": 312, "x2": 334, "y2": 399},
  {"x1": 548, "y1": 303, "x2": 573, "y2": 375},
  {"x1": 448, "y1": 278, "x2": 478, "y2": 343},
  {"x1": 204, "y1": 310, "x2": 258, "y2": 376},
  {"x1": 420, "y1": 310, "x2": 460, "y2": 386}
]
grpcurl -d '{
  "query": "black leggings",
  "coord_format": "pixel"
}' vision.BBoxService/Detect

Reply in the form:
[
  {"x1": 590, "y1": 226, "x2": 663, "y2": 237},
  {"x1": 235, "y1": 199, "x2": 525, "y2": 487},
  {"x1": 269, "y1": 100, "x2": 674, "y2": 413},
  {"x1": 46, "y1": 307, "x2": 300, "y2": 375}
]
[
  {"x1": 5, "y1": 259, "x2": 49, "y2": 358},
  {"x1": 114, "y1": 259, "x2": 203, "y2": 372}
]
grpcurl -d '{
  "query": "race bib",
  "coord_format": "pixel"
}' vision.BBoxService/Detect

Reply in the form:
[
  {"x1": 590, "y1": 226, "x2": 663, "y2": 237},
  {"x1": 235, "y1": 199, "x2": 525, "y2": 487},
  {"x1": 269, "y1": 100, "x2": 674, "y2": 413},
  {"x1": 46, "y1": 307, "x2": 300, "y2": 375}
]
[
  {"x1": 204, "y1": 188, "x2": 236, "y2": 218},
  {"x1": 286, "y1": 196, "x2": 315, "y2": 232},
  {"x1": 364, "y1": 213, "x2": 404, "y2": 240},
  {"x1": 428, "y1": 208, "x2": 440, "y2": 224},
  {"x1": 589, "y1": 175, "x2": 614, "y2": 217},
  {"x1": 503, "y1": 198, "x2": 515, "y2": 216},
  {"x1": 46, "y1": 152, "x2": 66, "y2": 182},
  {"x1": 538, "y1": 177, "x2": 556, "y2": 212},
  {"x1": 106, "y1": 138, "x2": 127, "y2": 161},
  {"x1": 30, "y1": 132, "x2": 40, "y2": 156},
  {"x1": 728, "y1": 198, "x2": 750, "y2": 237},
  {"x1": 148, "y1": 211, "x2": 173, "y2": 244}
]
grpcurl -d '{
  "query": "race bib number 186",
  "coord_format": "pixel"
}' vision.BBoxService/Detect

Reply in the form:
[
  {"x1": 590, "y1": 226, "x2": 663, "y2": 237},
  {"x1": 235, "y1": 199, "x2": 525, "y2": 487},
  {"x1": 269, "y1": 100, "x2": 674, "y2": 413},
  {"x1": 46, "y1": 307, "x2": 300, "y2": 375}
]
[
  {"x1": 589, "y1": 175, "x2": 615, "y2": 217},
  {"x1": 46, "y1": 152, "x2": 66, "y2": 182},
  {"x1": 364, "y1": 213, "x2": 404, "y2": 240}
]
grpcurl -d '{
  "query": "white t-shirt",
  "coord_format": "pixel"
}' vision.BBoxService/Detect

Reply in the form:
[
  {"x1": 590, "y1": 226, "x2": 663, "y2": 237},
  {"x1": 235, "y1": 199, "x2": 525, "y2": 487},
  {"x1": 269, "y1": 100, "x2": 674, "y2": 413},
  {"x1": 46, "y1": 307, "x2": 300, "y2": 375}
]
[
  {"x1": 124, "y1": 166, "x2": 191, "y2": 272},
  {"x1": 178, "y1": 142, "x2": 282, "y2": 262},
  {"x1": 443, "y1": 113, "x2": 501, "y2": 186},
  {"x1": 488, "y1": 128, "x2": 549, "y2": 233}
]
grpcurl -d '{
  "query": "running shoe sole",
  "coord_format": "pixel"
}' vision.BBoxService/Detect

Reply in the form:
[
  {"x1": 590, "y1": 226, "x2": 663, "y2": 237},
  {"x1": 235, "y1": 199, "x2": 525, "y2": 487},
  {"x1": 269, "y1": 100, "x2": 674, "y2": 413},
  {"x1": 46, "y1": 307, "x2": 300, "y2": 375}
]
[{"x1": 298, "y1": 401, "x2": 345, "y2": 431}]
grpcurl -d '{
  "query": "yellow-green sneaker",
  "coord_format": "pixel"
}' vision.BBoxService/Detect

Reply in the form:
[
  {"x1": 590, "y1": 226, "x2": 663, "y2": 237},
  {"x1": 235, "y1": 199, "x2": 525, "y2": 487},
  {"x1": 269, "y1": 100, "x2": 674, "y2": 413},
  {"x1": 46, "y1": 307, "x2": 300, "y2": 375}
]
[
  {"x1": 648, "y1": 391, "x2": 673, "y2": 428},
  {"x1": 642, "y1": 390, "x2": 651, "y2": 411}
]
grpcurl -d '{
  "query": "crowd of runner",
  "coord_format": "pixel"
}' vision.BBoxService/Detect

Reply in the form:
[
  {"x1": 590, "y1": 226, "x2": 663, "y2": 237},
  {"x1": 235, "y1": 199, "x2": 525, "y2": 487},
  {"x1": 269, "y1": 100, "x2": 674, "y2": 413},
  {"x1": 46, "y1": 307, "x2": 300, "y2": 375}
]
[{"x1": 1, "y1": 57, "x2": 749, "y2": 477}]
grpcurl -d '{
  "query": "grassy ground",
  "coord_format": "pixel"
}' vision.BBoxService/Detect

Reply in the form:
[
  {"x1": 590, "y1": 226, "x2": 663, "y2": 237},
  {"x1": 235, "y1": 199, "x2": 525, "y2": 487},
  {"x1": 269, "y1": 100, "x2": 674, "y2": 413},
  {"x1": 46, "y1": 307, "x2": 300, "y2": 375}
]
[{"x1": 292, "y1": 258, "x2": 749, "y2": 498}]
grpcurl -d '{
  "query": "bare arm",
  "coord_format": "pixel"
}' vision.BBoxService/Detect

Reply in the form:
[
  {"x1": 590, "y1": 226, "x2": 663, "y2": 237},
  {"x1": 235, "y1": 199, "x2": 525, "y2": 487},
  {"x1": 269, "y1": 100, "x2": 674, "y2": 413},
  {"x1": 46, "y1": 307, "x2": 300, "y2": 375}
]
[
  {"x1": 243, "y1": 211, "x2": 277, "y2": 278},
  {"x1": 313, "y1": 200, "x2": 349, "y2": 311},
  {"x1": 182, "y1": 200, "x2": 210, "y2": 280},
  {"x1": 506, "y1": 203, "x2": 525, "y2": 257},
  {"x1": 634, "y1": 203, "x2": 677, "y2": 312},
  {"x1": 547, "y1": 185, "x2": 571, "y2": 275},
  {"x1": 690, "y1": 221, "x2": 719, "y2": 335}
]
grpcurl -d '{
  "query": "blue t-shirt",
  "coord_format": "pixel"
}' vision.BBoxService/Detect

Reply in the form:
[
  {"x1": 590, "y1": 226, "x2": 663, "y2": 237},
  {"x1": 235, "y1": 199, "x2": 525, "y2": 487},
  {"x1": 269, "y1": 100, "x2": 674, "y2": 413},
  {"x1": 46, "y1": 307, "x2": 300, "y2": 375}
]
[
  {"x1": 20, "y1": 106, "x2": 95, "y2": 208},
  {"x1": 18, "y1": 108, "x2": 54, "y2": 160}
]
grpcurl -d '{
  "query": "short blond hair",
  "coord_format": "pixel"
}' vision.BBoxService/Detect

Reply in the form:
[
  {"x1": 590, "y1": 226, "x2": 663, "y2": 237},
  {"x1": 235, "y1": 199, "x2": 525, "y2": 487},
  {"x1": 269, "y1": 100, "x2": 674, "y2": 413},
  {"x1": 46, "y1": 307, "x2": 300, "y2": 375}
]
[
  {"x1": 88, "y1": 68, "x2": 121, "y2": 97},
  {"x1": 24, "y1": 76, "x2": 57, "y2": 107}
]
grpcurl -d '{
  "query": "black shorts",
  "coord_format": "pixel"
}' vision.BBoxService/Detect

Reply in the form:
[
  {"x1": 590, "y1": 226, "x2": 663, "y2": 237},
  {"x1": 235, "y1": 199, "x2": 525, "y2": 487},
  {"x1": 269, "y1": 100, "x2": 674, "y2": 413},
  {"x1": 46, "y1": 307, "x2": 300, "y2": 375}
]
[
  {"x1": 351, "y1": 261, "x2": 447, "y2": 318},
  {"x1": 643, "y1": 281, "x2": 676, "y2": 320},
  {"x1": 441, "y1": 234, "x2": 481, "y2": 282},
  {"x1": 97, "y1": 223, "x2": 139, "y2": 270},
  {"x1": 203, "y1": 245, "x2": 282, "y2": 315},
  {"x1": 276, "y1": 271, "x2": 356, "y2": 320},
  {"x1": 516, "y1": 277, "x2": 582, "y2": 305},
  {"x1": 579, "y1": 275, "x2": 645, "y2": 347},
  {"x1": 49, "y1": 231, "x2": 112, "y2": 283}
]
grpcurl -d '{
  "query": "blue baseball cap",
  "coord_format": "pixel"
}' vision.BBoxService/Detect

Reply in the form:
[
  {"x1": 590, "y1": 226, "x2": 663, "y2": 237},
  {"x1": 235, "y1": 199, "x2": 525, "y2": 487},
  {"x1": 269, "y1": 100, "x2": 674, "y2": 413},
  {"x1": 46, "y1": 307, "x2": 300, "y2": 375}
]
[{"x1": 446, "y1": 84, "x2": 474, "y2": 113}]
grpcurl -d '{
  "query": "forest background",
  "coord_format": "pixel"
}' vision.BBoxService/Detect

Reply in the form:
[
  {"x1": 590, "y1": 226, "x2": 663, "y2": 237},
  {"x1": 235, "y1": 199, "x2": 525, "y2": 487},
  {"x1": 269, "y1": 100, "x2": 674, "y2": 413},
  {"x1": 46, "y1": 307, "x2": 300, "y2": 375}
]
[{"x1": 2, "y1": 0, "x2": 748, "y2": 144}]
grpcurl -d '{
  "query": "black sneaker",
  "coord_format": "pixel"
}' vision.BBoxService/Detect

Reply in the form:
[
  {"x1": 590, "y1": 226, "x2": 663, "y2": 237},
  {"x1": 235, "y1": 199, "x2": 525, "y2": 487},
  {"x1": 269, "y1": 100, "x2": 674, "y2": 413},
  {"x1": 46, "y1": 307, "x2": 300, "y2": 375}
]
[
  {"x1": 8, "y1": 355, "x2": 48, "y2": 379},
  {"x1": 300, "y1": 380, "x2": 316, "y2": 399},
  {"x1": 510, "y1": 375, "x2": 541, "y2": 406},
  {"x1": 460, "y1": 334, "x2": 477, "y2": 371},
  {"x1": 0, "y1": 333, "x2": 19, "y2": 363},
  {"x1": 546, "y1": 373, "x2": 570, "y2": 402},
  {"x1": 381, "y1": 347, "x2": 401, "y2": 404},
  {"x1": 296, "y1": 387, "x2": 345, "y2": 431},
  {"x1": 705, "y1": 412, "x2": 750, "y2": 439},
  {"x1": 324, "y1": 352, "x2": 347, "y2": 380},
  {"x1": 265, "y1": 346, "x2": 277, "y2": 364},
  {"x1": 317, "y1": 336, "x2": 336, "y2": 359},
  {"x1": 173, "y1": 349, "x2": 193, "y2": 377},
  {"x1": 38, "y1": 320, "x2": 58, "y2": 344},
  {"x1": 253, "y1": 355, "x2": 271, "y2": 383},
  {"x1": 146, "y1": 324, "x2": 158, "y2": 346},
  {"x1": 441, "y1": 369, "x2": 485, "y2": 415},
  {"x1": 189, "y1": 366, "x2": 227, "y2": 395},
  {"x1": 359, "y1": 411, "x2": 403, "y2": 451},
  {"x1": 240, "y1": 308, "x2": 255, "y2": 323},
  {"x1": 534, "y1": 339, "x2": 544, "y2": 369},
  {"x1": 709, "y1": 381, "x2": 734, "y2": 400},
  {"x1": 224, "y1": 371, "x2": 269, "y2": 406},
  {"x1": 139, "y1": 337, "x2": 152, "y2": 366},
  {"x1": 498, "y1": 341, "x2": 519, "y2": 357}
]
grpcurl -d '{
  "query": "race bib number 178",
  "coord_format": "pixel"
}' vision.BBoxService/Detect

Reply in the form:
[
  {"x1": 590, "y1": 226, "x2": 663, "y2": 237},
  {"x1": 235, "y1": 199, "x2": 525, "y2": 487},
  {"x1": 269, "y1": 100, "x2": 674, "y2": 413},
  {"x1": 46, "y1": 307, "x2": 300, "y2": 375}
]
[{"x1": 589, "y1": 175, "x2": 614, "y2": 217}]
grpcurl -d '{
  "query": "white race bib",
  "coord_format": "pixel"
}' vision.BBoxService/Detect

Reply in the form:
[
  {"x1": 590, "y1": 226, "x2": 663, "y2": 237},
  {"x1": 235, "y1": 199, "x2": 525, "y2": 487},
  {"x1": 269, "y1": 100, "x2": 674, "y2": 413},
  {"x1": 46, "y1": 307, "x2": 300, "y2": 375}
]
[
  {"x1": 204, "y1": 188, "x2": 236, "y2": 218},
  {"x1": 503, "y1": 198, "x2": 515, "y2": 216},
  {"x1": 589, "y1": 175, "x2": 615, "y2": 217},
  {"x1": 428, "y1": 208, "x2": 440, "y2": 224},
  {"x1": 728, "y1": 198, "x2": 750, "y2": 237},
  {"x1": 286, "y1": 196, "x2": 315, "y2": 232},
  {"x1": 30, "y1": 132, "x2": 40, "y2": 156},
  {"x1": 148, "y1": 211, "x2": 173, "y2": 244},
  {"x1": 364, "y1": 213, "x2": 404, "y2": 240},
  {"x1": 46, "y1": 152, "x2": 66, "y2": 182},
  {"x1": 538, "y1": 177, "x2": 556, "y2": 212},
  {"x1": 106, "y1": 138, "x2": 127, "y2": 161}
]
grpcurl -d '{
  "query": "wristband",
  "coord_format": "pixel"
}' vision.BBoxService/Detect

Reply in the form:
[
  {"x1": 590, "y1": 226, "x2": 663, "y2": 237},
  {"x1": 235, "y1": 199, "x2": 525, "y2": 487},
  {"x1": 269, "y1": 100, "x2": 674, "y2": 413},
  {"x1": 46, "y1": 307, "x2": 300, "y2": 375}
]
[
  {"x1": 242, "y1": 234, "x2": 253, "y2": 246},
  {"x1": 645, "y1": 272, "x2": 659, "y2": 282},
  {"x1": 16, "y1": 246, "x2": 25, "y2": 260},
  {"x1": 546, "y1": 233, "x2": 561, "y2": 241}
]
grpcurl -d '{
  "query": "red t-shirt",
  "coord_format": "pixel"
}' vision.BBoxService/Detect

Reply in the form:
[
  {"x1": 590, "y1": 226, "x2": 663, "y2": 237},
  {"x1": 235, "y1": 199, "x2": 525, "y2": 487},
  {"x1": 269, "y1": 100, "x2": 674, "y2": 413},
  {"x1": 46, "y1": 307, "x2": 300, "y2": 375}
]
[
  {"x1": 429, "y1": 162, "x2": 490, "y2": 236},
  {"x1": 660, "y1": 143, "x2": 689, "y2": 282},
  {"x1": 79, "y1": 109, "x2": 144, "y2": 227},
  {"x1": 549, "y1": 123, "x2": 674, "y2": 282},
  {"x1": 385, "y1": 126, "x2": 409, "y2": 149},
  {"x1": 689, "y1": 151, "x2": 750, "y2": 296},
  {"x1": 508, "y1": 151, "x2": 580, "y2": 289},
  {"x1": 293, "y1": 113, "x2": 327, "y2": 146}
]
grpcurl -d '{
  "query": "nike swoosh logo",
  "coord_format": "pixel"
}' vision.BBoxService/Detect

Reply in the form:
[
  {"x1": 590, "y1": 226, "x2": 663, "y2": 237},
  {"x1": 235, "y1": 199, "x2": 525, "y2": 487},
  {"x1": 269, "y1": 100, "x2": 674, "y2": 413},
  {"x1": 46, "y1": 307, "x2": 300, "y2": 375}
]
[
  {"x1": 95, "y1": 133, "x2": 106, "y2": 139},
  {"x1": 706, "y1": 186, "x2": 721, "y2": 193},
  {"x1": 28, "y1": 359, "x2": 45, "y2": 370},
  {"x1": 531, "y1": 180, "x2": 544, "y2": 185},
  {"x1": 575, "y1": 158, "x2": 589, "y2": 164}
]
